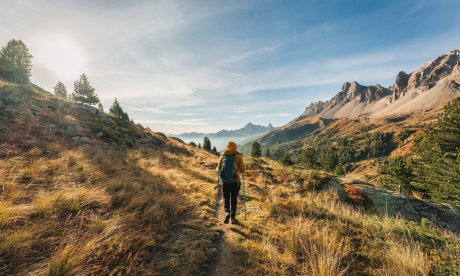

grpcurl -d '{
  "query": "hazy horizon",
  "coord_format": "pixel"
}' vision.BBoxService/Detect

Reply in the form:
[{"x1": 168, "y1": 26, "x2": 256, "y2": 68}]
[{"x1": 1, "y1": 0, "x2": 460, "y2": 134}]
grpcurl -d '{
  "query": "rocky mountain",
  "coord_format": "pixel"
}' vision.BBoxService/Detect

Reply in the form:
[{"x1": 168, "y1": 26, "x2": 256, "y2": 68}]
[
  {"x1": 251, "y1": 48, "x2": 460, "y2": 167},
  {"x1": 175, "y1": 122, "x2": 275, "y2": 139},
  {"x1": 295, "y1": 48, "x2": 460, "y2": 121}
]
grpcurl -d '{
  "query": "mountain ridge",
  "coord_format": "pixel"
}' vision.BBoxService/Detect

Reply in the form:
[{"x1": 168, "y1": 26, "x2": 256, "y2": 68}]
[
  {"x1": 295, "y1": 48, "x2": 460, "y2": 121},
  {"x1": 175, "y1": 122, "x2": 275, "y2": 139}
]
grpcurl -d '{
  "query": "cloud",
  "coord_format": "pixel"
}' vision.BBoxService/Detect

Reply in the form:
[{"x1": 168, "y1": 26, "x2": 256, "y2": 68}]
[
  {"x1": 177, "y1": 113, "x2": 198, "y2": 116},
  {"x1": 2, "y1": 0, "x2": 460, "y2": 133}
]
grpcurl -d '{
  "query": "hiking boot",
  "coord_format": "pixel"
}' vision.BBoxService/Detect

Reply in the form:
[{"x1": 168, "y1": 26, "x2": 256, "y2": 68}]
[
  {"x1": 224, "y1": 213, "x2": 231, "y2": 224},
  {"x1": 231, "y1": 217, "x2": 238, "y2": 224}
]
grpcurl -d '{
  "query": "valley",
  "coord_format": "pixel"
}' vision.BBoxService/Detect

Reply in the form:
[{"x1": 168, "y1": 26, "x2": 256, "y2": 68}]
[{"x1": 1, "y1": 2, "x2": 460, "y2": 274}]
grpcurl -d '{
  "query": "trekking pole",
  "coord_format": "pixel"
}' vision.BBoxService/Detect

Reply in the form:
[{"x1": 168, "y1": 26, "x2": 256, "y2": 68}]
[
  {"x1": 215, "y1": 172, "x2": 220, "y2": 218},
  {"x1": 242, "y1": 173, "x2": 247, "y2": 221}
]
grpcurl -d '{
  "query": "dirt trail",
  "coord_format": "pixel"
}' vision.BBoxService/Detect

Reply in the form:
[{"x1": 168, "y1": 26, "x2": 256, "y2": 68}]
[{"x1": 209, "y1": 197, "x2": 245, "y2": 276}]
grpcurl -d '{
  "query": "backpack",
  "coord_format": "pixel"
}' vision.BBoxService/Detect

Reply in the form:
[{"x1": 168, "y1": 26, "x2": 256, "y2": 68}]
[{"x1": 219, "y1": 154, "x2": 238, "y2": 183}]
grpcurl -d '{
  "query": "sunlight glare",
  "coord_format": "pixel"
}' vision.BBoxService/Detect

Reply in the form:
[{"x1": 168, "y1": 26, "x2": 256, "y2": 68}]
[{"x1": 35, "y1": 34, "x2": 87, "y2": 81}]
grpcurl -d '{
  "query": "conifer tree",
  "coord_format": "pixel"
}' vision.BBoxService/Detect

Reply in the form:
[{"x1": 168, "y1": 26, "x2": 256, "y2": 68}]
[
  {"x1": 72, "y1": 73, "x2": 99, "y2": 105},
  {"x1": 188, "y1": 141, "x2": 197, "y2": 147},
  {"x1": 251, "y1": 141, "x2": 262, "y2": 158},
  {"x1": 301, "y1": 147, "x2": 318, "y2": 168},
  {"x1": 414, "y1": 98, "x2": 460, "y2": 204},
  {"x1": 198, "y1": 143, "x2": 202, "y2": 149},
  {"x1": 203, "y1": 137, "x2": 212, "y2": 151},
  {"x1": 53, "y1": 81, "x2": 67, "y2": 98},
  {"x1": 212, "y1": 146, "x2": 218, "y2": 155},
  {"x1": 0, "y1": 39, "x2": 33, "y2": 84},
  {"x1": 382, "y1": 156, "x2": 413, "y2": 194},
  {"x1": 280, "y1": 152, "x2": 293, "y2": 166},
  {"x1": 264, "y1": 147, "x2": 271, "y2": 158},
  {"x1": 318, "y1": 145, "x2": 338, "y2": 172},
  {"x1": 109, "y1": 98, "x2": 129, "y2": 121},
  {"x1": 98, "y1": 103, "x2": 104, "y2": 112}
]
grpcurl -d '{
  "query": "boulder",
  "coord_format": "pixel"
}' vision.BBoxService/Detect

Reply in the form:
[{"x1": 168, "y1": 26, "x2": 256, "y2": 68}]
[
  {"x1": 330, "y1": 178, "x2": 460, "y2": 234},
  {"x1": 71, "y1": 136, "x2": 90, "y2": 145}
]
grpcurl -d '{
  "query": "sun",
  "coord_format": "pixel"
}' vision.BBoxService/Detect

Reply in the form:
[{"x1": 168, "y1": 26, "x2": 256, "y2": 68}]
[{"x1": 34, "y1": 34, "x2": 87, "y2": 81}]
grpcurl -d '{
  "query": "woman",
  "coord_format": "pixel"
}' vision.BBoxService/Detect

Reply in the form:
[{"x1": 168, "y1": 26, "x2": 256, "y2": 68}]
[{"x1": 216, "y1": 141, "x2": 245, "y2": 224}]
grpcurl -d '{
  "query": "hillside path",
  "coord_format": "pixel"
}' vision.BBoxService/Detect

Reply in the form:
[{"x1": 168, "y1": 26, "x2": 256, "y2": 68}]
[{"x1": 209, "y1": 196, "x2": 245, "y2": 276}]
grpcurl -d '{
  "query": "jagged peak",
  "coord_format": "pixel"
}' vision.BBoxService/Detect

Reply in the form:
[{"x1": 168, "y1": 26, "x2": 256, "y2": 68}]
[{"x1": 308, "y1": 101, "x2": 325, "y2": 107}]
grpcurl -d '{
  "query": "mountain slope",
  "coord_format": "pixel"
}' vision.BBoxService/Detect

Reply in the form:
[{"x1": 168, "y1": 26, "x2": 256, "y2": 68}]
[
  {"x1": 296, "y1": 48, "x2": 460, "y2": 121},
  {"x1": 236, "y1": 158, "x2": 460, "y2": 275},
  {"x1": 257, "y1": 49, "x2": 460, "y2": 149},
  {"x1": 0, "y1": 80, "x2": 220, "y2": 275}
]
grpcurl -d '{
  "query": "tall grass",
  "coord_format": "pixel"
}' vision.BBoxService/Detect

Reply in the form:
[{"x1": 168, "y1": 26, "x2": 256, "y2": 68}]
[
  {"x1": 287, "y1": 218, "x2": 348, "y2": 276},
  {"x1": 238, "y1": 159, "x2": 456, "y2": 275},
  {"x1": 383, "y1": 241, "x2": 430, "y2": 276}
]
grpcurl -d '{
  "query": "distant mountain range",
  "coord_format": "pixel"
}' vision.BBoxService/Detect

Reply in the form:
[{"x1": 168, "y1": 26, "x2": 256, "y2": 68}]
[{"x1": 175, "y1": 122, "x2": 275, "y2": 139}]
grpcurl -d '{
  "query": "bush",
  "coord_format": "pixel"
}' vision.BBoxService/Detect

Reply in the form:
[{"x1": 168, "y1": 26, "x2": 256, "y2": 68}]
[{"x1": 280, "y1": 152, "x2": 294, "y2": 166}]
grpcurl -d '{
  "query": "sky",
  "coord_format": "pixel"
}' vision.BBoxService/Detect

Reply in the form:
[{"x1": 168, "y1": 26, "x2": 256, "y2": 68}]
[{"x1": 1, "y1": 0, "x2": 460, "y2": 134}]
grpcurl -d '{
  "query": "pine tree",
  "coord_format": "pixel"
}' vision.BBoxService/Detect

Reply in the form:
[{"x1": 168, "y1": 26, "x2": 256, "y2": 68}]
[
  {"x1": 414, "y1": 98, "x2": 460, "y2": 204},
  {"x1": 188, "y1": 141, "x2": 197, "y2": 147},
  {"x1": 301, "y1": 147, "x2": 318, "y2": 168},
  {"x1": 98, "y1": 103, "x2": 104, "y2": 112},
  {"x1": 0, "y1": 39, "x2": 33, "y2": 84},
  {"x1": 72, "y1": 73, "x2": 99, "y2": 105},
  {"x1": 251, "y1": 141, "x2": 262, "y2": 158},
  {"x1": 318, "y1": 145, "x2": 338, "y2": 172},
  {"x1": 212, "y1": 146, "x2": 218, "y2": 155},
  {"x1": 382, "y1": 156, "x2": 413, "y2": 194},
  {"x1": 53, "y1": 81, "x2": 67, "y2": 98},
  {"x1": 203, "y1": 137, "x2": 212, "y2": 151},
  {"x1": 264, "y1": 147, "x2": 271, "y2": 158},
  {"x1": 198, "y1": 143, "x2": 202, "y2": 149},
  {"x1": 280, "y1": 152, "x2": 293, "y2": 166},
  {"x1": 109, "y1": 98, "x2": 129, "y2": 121}
]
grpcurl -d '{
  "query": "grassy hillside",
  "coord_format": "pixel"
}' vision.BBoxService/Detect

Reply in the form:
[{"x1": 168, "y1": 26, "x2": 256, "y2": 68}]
[
  {"x1": 236, "y1": 158, "x2": 460, "y2": 275},
  {"x1": 0, "y1": 80, "x2": 221, "y2": 275},
  {"x1": 1, "y1": 80, "x2": 459, "y2": 275}
]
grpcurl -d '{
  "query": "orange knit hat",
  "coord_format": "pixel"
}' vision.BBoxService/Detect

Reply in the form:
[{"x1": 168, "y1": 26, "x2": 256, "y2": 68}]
[{"x1": 227, "y1": 141, "x2": 237, "y2": 151}]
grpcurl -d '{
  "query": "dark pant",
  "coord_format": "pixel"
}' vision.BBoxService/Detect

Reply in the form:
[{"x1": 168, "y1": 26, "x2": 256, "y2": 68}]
[{"x1": 223, "y1": 181, "x2": 240, "y2": 218}]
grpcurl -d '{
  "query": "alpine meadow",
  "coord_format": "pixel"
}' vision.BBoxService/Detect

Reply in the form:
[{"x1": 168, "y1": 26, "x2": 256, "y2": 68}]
[{"x1": 1, "y1": 1, "x2": 460, "y2": 275}]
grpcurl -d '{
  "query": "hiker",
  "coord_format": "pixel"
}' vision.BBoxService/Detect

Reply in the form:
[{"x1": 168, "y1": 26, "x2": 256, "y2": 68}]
[{"x1": 216, "y1": 141, "x2": 245, "y2": 224}]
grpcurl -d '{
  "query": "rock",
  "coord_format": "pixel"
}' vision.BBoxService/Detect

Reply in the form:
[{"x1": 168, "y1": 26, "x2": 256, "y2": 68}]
[
  {"x1": 390, "y1": 71, "x2": 410, "y2": 98},
  {"x1": 96, "y1": 131, "x2": 104, "y2": 138},
  {"x1": 86, "y1": 105, "x2": 98, "y2": 114},
  {"x1": 330, "y1": 178, "x2": 460, "y2": 234},
  {"x1": 1, "y1": 89, "x2": 23, "y2": 104},
  {"x1": 301, "y1": 101, "x2": 325, "y2": 117},
  {"x1": 169, "y1": 136, "x2": 185, "y2": 144},
  {"x1": 155, "y1": 132, "x2": 168, "y2": 140},
  {"x1": 200, "y1": 163, "x2": 217, "y2": 170},
  {"x1": 71, "y1": 136, "x2": 90, "y2": 145},
  {"x1": 55, "y1": 125, "x2": 76, "y2": 136},
  {"x1": 257, "y1": 170, "x2": 275, "y2": 184},
  {"x1": 137, "y1": 136, "x2": 155, "y2": 144}
]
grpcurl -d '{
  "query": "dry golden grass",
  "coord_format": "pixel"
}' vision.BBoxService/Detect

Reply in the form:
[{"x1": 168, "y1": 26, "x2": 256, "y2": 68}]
[
  {"x1": 1, "y1": 84, "x2": 459, "y2": 275},
  {"x1": 383, "y1": 241, "x2": 430, "y2": 276},
  {"x1": 1, "y1": 143, "x2": 220, "y2": 274},
  {"x1": 236, "y1": 157, "x2": 460, "y2": 275},
  {"x1": 0, "y1": 113, "x2": 221, "y2": 275},
  {"x1": 287, "y1": 218, "x2": 348, "y2": 276},
  {"x1": 47, "y1": 246, "x2": 77, "y2": 276}
]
